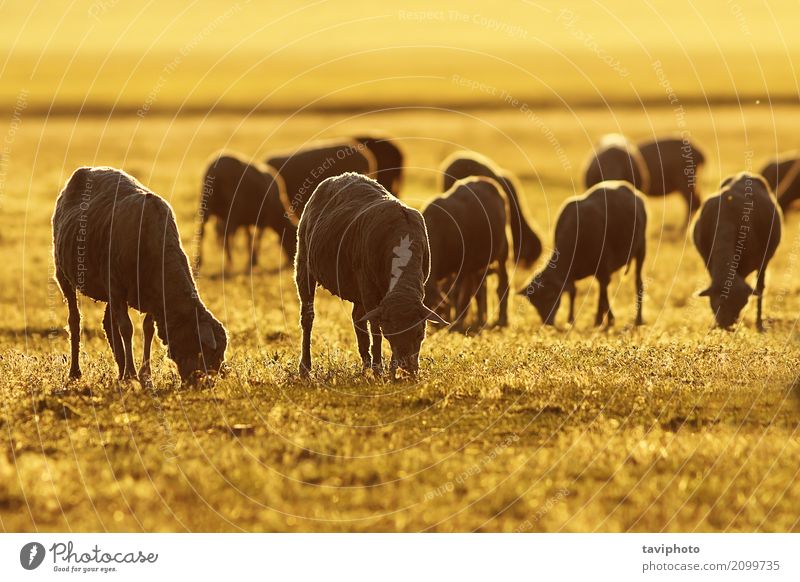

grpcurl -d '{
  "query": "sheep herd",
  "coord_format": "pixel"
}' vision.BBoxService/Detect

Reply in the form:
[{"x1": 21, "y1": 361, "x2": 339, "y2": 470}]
[{"x1": 52, "y1": 134, "x2": 789, "y2": 383}]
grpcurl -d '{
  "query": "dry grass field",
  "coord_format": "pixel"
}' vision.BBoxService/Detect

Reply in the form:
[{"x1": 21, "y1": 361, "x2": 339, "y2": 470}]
[{"x1": 1, "y1": 1, "x2": 799, "y2": 532}]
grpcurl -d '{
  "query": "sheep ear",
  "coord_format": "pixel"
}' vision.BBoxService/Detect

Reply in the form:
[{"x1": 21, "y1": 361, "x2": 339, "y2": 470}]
[
  {"x1": 423, "y1": 306, "x2": 449, "y2": 326},
  {"x1": 697, "y1": 287, "x2": 713, "y2": 297},
  {"x1": 745, "y1": 282, "x2": 756, "y2": 296},
  {"x1": 358, "y1": 306, "x2": 382, "y2": 323},
  {"x1": 199, "y1": 321, "x2": 217, "y2": 350}
]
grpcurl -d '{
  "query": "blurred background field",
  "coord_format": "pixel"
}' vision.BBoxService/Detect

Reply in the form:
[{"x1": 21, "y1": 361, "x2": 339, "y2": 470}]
[
  {"x1": 2, "y1": 0, "x2": 800, "y2": 112},
  {"x1": 0, "y1": 0, "x2": 799, "y2": 532}
]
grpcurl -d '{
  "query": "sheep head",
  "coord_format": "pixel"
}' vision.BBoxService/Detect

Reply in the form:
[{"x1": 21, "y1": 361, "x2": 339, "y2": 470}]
[
  {"x1": 519, "y1": 274, "x2": 561, "y2": 325},
  {"x1": 166, "y1": 308, "x2": 228, "y2": 382},
  {"x1": 699, "y1": 276, "x2": 755, "y2": 329},
  {"x1": 360, "y1": 297, "x2": 447, "y2": 377}
]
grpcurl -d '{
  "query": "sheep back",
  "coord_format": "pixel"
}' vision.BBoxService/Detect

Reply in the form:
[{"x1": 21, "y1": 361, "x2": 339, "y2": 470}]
[
  {"x1": 584, "y1": 135, "x2": 650, "y2": 193},
  {"x1": 693, "y1": 172, "x2": 781, "y2": 284},
  {"x1": 759, "y1": 154, "x2": 800, "y2": 212},
  {"x1": 423, "y1": 177, "x2": 508, "y2": 286},
  {"x1": 552, "y1": 180, "x2": 647, "y2": 283},
  {"x1": 297, "y1": 172, "x2": 429, "y2": 304},
  {"x1": 440, "y1": 150, "x2": 541, "y2": 266},
  {"x1": 354, "y1": 135, "x2": 404, "y2": 196},
  {"x1": 638, "y1": 137, "x2": 705, "y2": 197},
  {"x1": 267, "y1": 140, "x2": 377, "y2": 220}
]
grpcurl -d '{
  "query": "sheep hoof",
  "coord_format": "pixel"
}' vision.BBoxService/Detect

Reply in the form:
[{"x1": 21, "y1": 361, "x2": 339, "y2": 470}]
[
  {"x1": 299, "y1": 364, "x2": 311, "y2": 378},
  {"x1": 139, "y1": 371, "x2": 153, "y2": 388},
  {"x1": 68, "y1": 369, "x2": 82, "y2": 380}
]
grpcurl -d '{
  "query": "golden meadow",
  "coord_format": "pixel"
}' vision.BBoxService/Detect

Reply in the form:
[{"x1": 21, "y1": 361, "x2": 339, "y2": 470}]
[{"x1": 0, "y1": 0, "x2": 798, "y2": 532}]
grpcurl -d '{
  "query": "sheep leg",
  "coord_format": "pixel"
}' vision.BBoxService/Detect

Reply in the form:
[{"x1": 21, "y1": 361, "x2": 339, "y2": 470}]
[
  {"x1": 57, "y1": 270, "x2": 82, "y2": 379},
  {"x1": 369, "y1": 318, "x2": 383, "y2": 375},
  {"x1": 297, "y1": 268, "x2": 316, "y2": 377},
  {"x1": 216, "y1": 221, "x2": 233, "y2": 269},
  {"x1": 138, "y1": 313, "x2": 155, "y2": 385},
  {"x1": 756, "y1": 270, "x2": 766, "y2": 332},
  {"x1": 102, "y1": 304, "x2": 125, "y2": 376},
  {"x1": 110, "y1": 299, "x2": 137, "y2": 380},
  {"x1": 450, "y1": 274, "x2": 470, "y2": 333},
  {"x1": 635, "y1": 253, "x2": 645, "y2": 326},
  {"x1": 250, "y1": 226, "x2": 265, "y2": 268},
  {"x1": 352, "y1": 304, "x2": 371, "y2": 370},
  {"x1": 476, "y1": 279, "x2": 488, "y2": 327},
  {"x1": 595, "y1": 274, "x2": 613, "y2": 327},
  {"x1": 496, "y1": 264, "x2": 509, "y2": 328},
  {"x1": 567, "y1": 282, "x2": 577, "y2": 325}
]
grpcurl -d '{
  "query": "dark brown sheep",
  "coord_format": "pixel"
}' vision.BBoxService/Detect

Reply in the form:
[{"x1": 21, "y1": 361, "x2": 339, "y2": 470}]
[
  {"x1": 196, "y1": 153, "x2": 296, "y2": 270},
  {"x1": 267, "y1": 140, "x2": 377, "y2": 221},
  {"x1": 759, "y1": 154, "x2": 800, "y2": 213},
  {"x1": 354, "y1": 135, "x2": 404, "y2": 196},
  {"x1": 295, "y1": 173, "x2": 445, "y2": 378},
  {"x1": 422, "y1": 177, "x2": 510, "y2": 331},
  {"x1": 584, "y1": 134, "x2": 650, "y2": 194},
  {"x1": 53, "y1": 167, "x2": 227, "y2": 383},
  {"x1": 693, "y1": 172, "x2": 782, "y2": 330},
  {"x1": 520, "y1": 181, "x2": 647, "y2": 327},
  {"x1": 440, "y1": 151, "x2": 541, "y2": 267},
  {"x1": 638, "y1": 137, "x2": 705, "y2": 224}
]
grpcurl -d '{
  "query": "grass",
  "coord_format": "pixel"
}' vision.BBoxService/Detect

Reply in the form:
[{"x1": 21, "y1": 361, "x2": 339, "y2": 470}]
[{"x1": 0, "y1": 103, "x2": 799, "y2": 532}]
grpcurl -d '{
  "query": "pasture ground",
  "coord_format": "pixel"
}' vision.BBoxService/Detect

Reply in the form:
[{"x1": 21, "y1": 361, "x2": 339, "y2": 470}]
[{"x1": 1, "y1": 105, "x2": 799, "y2": 532}]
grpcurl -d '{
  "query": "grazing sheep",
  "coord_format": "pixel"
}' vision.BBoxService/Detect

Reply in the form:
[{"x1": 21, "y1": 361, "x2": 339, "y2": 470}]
[
  {"x1": 354, "y1": 135, "x2": 404, "y2": 196},
  {"x1": 520, "y1": 181, "x2": 647, "y2": 327},
  {"x1": 422, "y1": 177, "x2": 510, "y2": 331},
  {"x1": 693, "y1": 172, "x2": 782, "y2": 330},
  {"x1": 295, "y1": 172, "x2": 445, "y2": 378},
  {"x1": 440, "y1": 151, "x2": 541, "y2": 267},
  {"x1": 267, "y1": 140, "x2": 377, "y2": 221},
  {"x1": 584, "y1": 134, "x2": 650, "y2": 194},
  {"x1": 759, "y1": 154, "x2": 800, "y2": 213},
  {"x1": 638, "y1": 137, "x2": 705, "y2": 225},
  {"x1": 196, "y1": 153, "x2": 296, "y2": 270},
  {"x1": 53, "y1": 167, "x2": 228, "y2": 383}
]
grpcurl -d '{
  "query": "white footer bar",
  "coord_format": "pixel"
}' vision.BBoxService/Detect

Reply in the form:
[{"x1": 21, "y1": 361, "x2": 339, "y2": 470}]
[{"x1": 1, "y1": 534, "x2": 797, "y2": 581}]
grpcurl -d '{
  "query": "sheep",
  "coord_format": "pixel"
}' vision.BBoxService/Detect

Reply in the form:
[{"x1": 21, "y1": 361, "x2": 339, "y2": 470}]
[
  {"x1": 422, "y1": 177, "x2": 510, "y2": 331},
  {"x1": 354, "y1": 135, "x2": 404, "y2": 196},
  {"x1": 295, "y1": 172, "x2": 446, "y2": 378},
  {"x1": 53, "y1": 167, "x2": 228, "y2": 383},
  {"x1": 520, "y1": 181, "x2": 647, "y2": 327},
  {"x1": 196, "y1": 153, "x2": 296, "y2": 270},
  {"x1": 638, "y1": 137, "x2": 705, "y2": 225},
  {"x1": 759, "y1": 154, "x2": 800, "y2": 213},
  {"x1": 267, "y1": 139, "x2": 377, "y2": 221},
  {"x1": 584, "y1": 134, "x2": 650, "y2": 194},
  {"x1": 693, "y1": 172, "x2": 782, "y2": 330},
  {"x1": 440, "y1": 150, "x2": 542, "y2": 267}
]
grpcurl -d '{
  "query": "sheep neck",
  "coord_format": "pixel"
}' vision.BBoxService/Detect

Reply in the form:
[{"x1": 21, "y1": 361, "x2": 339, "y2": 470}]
[
  {"x1": 379, "y1": 234, "x2": 425, "y2": 303},
  {"x1": 150, "y1": 246, "x2": 204, "y2": 345}
]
